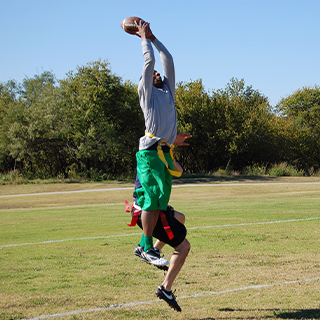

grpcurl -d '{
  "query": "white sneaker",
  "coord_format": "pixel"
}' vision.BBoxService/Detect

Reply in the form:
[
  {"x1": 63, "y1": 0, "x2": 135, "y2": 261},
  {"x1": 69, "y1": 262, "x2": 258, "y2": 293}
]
[
  {"x1": 133, "y1": 244, "x2": 144, "y2": 257},
  {"x1": 140, "y1": 248, "x2": 169, "y2": 266}
]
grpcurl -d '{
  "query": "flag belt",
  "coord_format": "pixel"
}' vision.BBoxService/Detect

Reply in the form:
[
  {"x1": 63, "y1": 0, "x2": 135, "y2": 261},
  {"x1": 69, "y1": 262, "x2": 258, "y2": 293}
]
[
  {"x1": 125, "y1": 200, "x2": 174, "y2": 240},
  {"x1": 145, "y1": 132, "x2": 182, "y2": 177}
]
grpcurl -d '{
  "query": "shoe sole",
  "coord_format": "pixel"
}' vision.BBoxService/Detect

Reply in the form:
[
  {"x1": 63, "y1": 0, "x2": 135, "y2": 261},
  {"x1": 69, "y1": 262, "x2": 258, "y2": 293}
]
[
  {"x1": 155, "y1": 265, "x2": 169, "y2": 271},
  {"x1": 140, "y1": 256, "x2": 169, "y2": 270}
]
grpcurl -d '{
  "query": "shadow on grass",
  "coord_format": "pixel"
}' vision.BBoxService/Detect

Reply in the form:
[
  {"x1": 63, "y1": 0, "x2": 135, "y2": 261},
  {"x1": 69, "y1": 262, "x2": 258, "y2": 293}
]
[
  {"x1": 190, "y1": 308, "x2": 320, "y2": 319},
  {"x1": 173, "y1": 175, "x2": 280, "y2": 185},
  {"x1": 275, "y1": 308, "x2": 320, "y2": 319},
  {"x1": 188, "y1": 318, "x2": 216, "y2": 320}
]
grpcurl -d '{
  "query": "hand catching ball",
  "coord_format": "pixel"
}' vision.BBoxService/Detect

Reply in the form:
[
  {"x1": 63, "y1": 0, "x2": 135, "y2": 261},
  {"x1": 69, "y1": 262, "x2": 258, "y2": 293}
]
[{"x1": 120, "y1": 16, "x2": 144, "y2": 35}]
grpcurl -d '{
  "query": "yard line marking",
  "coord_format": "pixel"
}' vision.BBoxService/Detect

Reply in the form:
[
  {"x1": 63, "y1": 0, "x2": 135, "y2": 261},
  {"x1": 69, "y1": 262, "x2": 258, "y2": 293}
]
[
  {"x1": 173, "y1": 181, "x2": 320, "y2": 188},
  {"x1": 188, "y1": 217, "x2": 320, "y2": 230},
  {"x1": 2, "y1": 217, "x2": 319, "y2": 248},
  {"x1": 22, "y1": 277, "x2": 320, "y2": 320},
  {"x1": 0, "y1": 232, "x2": 142, "y2": 248},
  {"x1": 0, "y1": 187, "x2": 133, "y2": 198},
  {"x1": 180, "y1": 277, "x2": 320, "y2": 300},
  {"x1": 1, "y1": 181, "x2": 320, "y2": 198}
]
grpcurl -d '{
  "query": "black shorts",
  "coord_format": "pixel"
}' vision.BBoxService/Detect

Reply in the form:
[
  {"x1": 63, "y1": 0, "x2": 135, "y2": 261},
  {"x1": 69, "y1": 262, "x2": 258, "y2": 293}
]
[{"x1": 136, "y1": 206, "x2": 187, "y2": 248}]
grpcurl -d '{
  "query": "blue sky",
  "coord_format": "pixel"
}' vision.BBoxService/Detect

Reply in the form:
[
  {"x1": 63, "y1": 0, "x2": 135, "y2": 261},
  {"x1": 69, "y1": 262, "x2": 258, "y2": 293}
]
[{"x1": 1, "y1": 0, "x2": 319, "y2": 106}]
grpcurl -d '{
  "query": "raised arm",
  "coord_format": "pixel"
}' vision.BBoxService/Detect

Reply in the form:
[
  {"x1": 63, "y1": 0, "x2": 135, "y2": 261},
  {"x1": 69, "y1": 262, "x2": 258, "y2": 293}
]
[
  {"x1": 136, "y1": 21, "x2": 175, "y2": 96},
  {"x1": 136, "y1": 21, "x2": 155, "y2": 108},
  {"x1": 153, "y1": 39, "x2": 175, "y2": 96}
]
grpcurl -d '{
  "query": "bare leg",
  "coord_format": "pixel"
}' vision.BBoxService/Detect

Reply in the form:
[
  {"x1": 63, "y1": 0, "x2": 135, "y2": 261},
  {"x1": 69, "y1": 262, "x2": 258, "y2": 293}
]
[
  {"x1": 173, "y1": 210, "x2": 185, "y2": 225},
  {"x1": 141, "y1": 210, "x2": 159, "y2": 236},
  {"x1": 161, "y1": 239, "x2": 190, "y2": 291},
  {"x1": 154, "y1": 239, "x2": 165, "y2": 251}
]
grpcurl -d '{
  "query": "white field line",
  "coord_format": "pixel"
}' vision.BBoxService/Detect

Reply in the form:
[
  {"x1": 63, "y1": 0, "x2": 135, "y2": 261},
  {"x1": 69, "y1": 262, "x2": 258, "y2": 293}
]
[
  {"x1": 0, "y1": 232, "x2": 142, "y2": 248},
  {"x1": 188, "y1": 217, "x2": 320, "y2": 230},
  {"x1": 2, "y1": 217, "x2": 319, "y2": 248},
  {"x1": 1, "y1": 181, "x2": 320, "y2": 198},
  {"x1": 0, "y1": 187, "x2": 133, "y2": 198},
  {"x1": 22, "y1": 277, "x2": 320, "y2": 320}
]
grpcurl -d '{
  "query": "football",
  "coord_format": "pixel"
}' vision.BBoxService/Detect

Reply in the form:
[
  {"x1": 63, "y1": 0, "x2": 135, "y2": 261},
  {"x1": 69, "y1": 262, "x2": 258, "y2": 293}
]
[{"x1": 120, "y1": 16, "x2": 144, "y2": 35}]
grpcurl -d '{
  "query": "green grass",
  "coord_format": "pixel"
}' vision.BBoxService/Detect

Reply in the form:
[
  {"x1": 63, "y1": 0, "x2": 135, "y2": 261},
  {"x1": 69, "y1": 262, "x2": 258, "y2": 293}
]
[{"x1": 1, "y1": 177, "x2": 320, "y2": 319}]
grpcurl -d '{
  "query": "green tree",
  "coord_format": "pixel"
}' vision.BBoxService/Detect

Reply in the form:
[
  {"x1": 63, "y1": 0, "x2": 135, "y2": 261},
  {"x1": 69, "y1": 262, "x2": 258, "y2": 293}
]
[
  {"x1": 175, "y1": 79, "x2": 222, "y2": 172},
  {"x1": 1, "y1": 61, "x2": 143, "y2": 178},
  {"x1": 1, "y1": 72, "x2": 69, "y2": 177},
  {"x1": 222, "y1": 78, "x2": 274, "y2": 170},
  {"x1": 59, "y1": 60, "x2": 143, "y2": 177},
  {"x1": 0, "y1": 80, "x2": 21, "y2": 172},
  {"x1": 276, "y1": 85, "x2": 320, "y2": 170},
  {"x1": 176, "y1": 78, "x2": 278, "y2": 172}
]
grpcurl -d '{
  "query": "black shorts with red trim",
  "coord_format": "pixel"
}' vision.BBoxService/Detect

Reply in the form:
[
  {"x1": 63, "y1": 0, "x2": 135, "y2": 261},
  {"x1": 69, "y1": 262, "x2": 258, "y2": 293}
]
[{"x1": 137, "y1": 206, "x2": 187, "y2": 248}]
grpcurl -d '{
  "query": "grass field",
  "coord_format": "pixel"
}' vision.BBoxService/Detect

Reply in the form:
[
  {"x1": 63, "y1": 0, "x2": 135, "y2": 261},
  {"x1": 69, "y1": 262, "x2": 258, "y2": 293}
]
[{"x1": 1, "y1": 177, "x2": 320, "y2": 320}]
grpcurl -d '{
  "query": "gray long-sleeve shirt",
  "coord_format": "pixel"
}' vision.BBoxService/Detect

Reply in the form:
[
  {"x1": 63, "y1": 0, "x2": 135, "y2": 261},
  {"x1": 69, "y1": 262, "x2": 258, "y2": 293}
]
[{"x1": 138, "y1": 38, "x2": 177, "y2": 150}]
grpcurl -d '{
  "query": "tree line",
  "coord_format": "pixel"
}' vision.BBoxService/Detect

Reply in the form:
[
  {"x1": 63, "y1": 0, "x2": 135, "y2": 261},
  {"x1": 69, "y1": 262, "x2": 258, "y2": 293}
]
[{"x1": 1, "y1": 60, "x2": 319, "y2": 180}]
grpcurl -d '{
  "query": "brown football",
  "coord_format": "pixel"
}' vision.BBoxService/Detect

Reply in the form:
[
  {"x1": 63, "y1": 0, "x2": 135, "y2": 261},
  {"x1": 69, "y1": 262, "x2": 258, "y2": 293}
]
[{"x1": 120, "y1": 16, "x2": 144, "y2": 35}]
